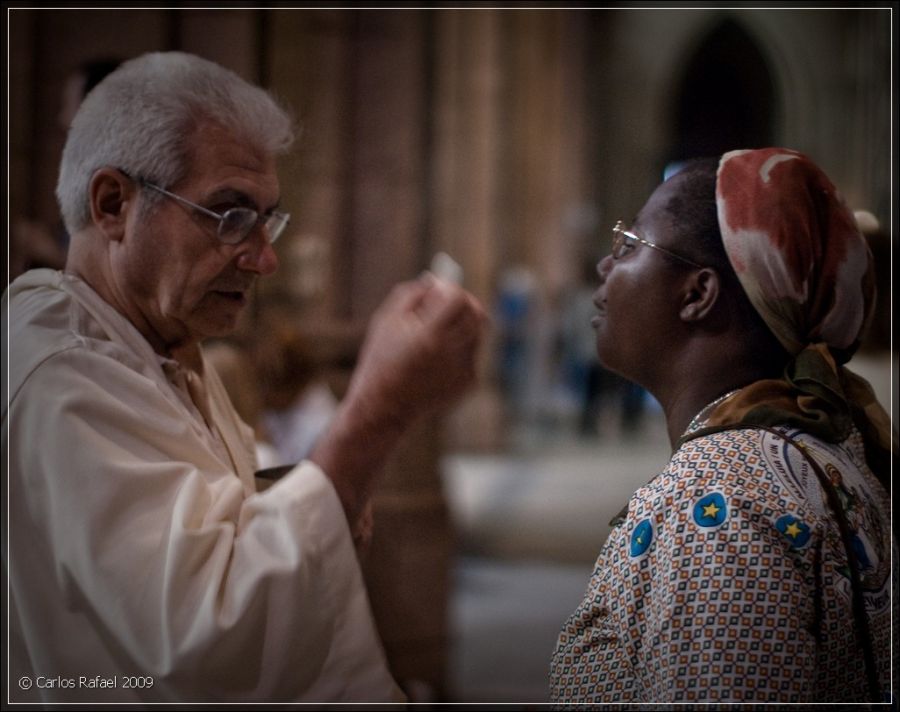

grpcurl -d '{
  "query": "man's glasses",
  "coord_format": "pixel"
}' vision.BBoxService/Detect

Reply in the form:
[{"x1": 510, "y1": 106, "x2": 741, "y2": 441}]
[
  {"x1": 611, "y1": 220, "x2": 704, "y2": 269},
  {"x1": 134, "y1": 176, "x2": 290, "y2": 245}
]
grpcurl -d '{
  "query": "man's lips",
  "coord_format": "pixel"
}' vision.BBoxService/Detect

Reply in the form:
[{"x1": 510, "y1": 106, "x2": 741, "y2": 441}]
[
  {"x1": 212, "y1": 289, "x2": 248, "y2": 304},
  {"x1": 210, "y1": 278, "x2": 255, "y2": 303}
]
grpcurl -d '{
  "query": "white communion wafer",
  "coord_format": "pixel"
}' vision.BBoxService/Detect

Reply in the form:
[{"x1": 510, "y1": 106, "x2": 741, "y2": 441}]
[{"x1": 430, "y1": 251, "x2": 464, "y2": 285}]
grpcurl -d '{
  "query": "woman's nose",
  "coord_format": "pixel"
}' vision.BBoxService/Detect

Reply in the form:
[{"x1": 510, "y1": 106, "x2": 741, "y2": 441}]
[{"x1": 597, "y1": 253, "x2": 614, "y2": 282}]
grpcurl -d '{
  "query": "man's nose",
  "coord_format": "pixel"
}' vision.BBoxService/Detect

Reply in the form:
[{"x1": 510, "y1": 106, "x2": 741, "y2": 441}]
[{"x1": 235, "y1": 227, "x2": 279, "y2": 275}]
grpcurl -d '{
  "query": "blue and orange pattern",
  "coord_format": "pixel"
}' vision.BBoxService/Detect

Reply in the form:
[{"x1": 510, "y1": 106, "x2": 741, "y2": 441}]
[{"x1": 550, "y1": 424, "x2": 894, "y2": 704}]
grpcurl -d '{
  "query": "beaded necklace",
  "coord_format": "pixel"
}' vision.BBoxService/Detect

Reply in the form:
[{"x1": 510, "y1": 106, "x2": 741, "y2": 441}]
[{"x1": 684, "y1": 388, "x2": 742, "y2": 436}]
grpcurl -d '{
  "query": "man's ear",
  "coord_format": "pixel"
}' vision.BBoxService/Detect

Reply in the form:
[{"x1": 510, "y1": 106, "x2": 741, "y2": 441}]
[
  {"x1": 679, "y1": 268, "x2": 720, "y2": 322},
  {"x1": 88, "y1": 168, "x2": 134, "y2": 241}
]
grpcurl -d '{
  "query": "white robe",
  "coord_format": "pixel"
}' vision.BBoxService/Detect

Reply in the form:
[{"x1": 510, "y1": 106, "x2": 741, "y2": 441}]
[{"x1": 3, "y1": 270, "x2": 403, "y2": 703}]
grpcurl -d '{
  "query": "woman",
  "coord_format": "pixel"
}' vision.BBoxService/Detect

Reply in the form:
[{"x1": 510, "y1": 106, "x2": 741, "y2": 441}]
[{"x1": 550, "y1": 148, "x2": 893, "y2": 703}]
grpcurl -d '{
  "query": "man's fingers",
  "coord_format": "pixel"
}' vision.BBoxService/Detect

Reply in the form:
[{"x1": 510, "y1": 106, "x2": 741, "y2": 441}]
[
  {"x1": 381, "y1": 279, "x2": 432, "y2": 315},
  {"x1": 417, "y1": 277, "x2": 486, "y2": 329}
]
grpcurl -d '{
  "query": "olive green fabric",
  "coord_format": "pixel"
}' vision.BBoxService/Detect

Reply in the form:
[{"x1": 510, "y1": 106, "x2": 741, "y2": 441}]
[{"x1": 680, "y1": 343, "x2": 894, "y2": 488}]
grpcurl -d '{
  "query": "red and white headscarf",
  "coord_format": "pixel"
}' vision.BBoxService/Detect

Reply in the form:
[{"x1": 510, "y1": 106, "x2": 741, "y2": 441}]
[
  {"x1": 716, "y1": 147, "x2": 875, "y2": 361},
  {"x1": 690, "y1": 148, "x2": 892, "y2": 485}
]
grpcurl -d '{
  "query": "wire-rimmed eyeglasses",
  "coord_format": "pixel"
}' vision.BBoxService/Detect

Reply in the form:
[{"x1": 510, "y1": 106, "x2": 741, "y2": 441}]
[
  {"x1": 611, "y1": 220, "x2": 704, "y2": 269},
  {"x1": 127, "y1": 172, "x2": 290, "y2": 245}
]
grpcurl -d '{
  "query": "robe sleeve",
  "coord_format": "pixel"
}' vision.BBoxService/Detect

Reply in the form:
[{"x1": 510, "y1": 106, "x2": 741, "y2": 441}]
[{"x1": 7, "y1": 345, "x2": 399, "y2": 701}]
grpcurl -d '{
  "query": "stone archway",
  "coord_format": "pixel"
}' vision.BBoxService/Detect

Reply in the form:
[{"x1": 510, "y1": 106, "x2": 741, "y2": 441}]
[{"x1": 666, "y1": 17, "x2": 777, "y2": 167}]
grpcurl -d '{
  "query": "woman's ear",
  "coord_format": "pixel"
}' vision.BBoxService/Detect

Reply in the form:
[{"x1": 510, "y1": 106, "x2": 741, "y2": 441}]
[
  {"x1": 88, "y1": 168, "x2": 134, "y2": 242},
  {"x1": 679, "y1": 268, "x2": 720, "y2": 322}
]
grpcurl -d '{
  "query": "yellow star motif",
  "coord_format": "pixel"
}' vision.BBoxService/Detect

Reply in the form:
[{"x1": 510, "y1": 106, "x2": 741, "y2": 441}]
[
  {"x1": 785, "y1": 522, "x2": 803, "y2": 538},
  {"x1": 702, "y1": 502, "x2": 721, "y2": 519},
  {"x1": 636, "y1": 535, "x2": 643, "y2": 544}
]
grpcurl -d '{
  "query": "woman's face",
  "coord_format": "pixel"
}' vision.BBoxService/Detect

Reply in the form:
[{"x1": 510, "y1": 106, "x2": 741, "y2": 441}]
[{"x1": 591, "y1": 174, "x2": 698, "y2": 390}]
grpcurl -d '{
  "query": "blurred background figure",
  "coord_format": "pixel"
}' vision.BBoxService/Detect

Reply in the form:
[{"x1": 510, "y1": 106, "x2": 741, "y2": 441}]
[
  {"x1": 10, "y1": 56, "x2": 120, "y2": 279},
  {"x1": 557, "y1": 256, "x2": 601, "y2": 435},
  {"x1": 494, "y1": 265, "x2": 538, "y2": 422},
  {"x1": 253, "y1": 325, "x2": 339, "y2": 467},
  {"x1": 493, "y1": 265, "x2": 561, "y2": 440}
]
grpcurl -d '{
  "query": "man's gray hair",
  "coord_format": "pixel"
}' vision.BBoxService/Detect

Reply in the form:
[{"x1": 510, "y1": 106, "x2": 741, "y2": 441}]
[{"x1": 56, "y1": 52, "x2": 295, "y2": 234}]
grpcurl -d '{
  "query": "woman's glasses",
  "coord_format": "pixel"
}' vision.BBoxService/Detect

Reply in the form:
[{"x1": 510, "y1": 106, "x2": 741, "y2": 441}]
[{"x1": 611, "y1": 220, "x2": 704, "y2": 269}]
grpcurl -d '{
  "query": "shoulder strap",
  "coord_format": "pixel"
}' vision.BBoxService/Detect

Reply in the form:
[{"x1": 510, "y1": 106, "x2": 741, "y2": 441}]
[{"x1": 686, "y1": 423, "x2": 881, "y2": 702}]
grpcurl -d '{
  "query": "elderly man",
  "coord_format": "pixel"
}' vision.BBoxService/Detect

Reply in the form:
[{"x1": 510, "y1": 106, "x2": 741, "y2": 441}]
[{"x1": 4, "y1": 52, "x2": 485, "y2": 703}]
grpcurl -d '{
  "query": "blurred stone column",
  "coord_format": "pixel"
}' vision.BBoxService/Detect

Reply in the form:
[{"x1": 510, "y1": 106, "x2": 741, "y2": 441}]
[
  {"x1": 342, "y1": 13, "x2": 452, "y2": 698},
  {"x1": 267, "y1": 9, "x2": 451, "y2": 699},
  {"x1": 431, "y1": 9, "x2": 507, "y2": 451}
]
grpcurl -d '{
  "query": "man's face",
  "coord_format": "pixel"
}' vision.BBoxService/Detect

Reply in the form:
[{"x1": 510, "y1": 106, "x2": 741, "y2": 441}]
[{"x1": 112, "y1": 121, "x2": 280, "y2": 353}]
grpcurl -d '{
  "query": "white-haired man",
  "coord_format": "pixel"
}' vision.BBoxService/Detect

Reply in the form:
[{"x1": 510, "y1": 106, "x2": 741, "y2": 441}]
[{"x1": 4, "y1": 52, "x2": 485, "y2": 703}]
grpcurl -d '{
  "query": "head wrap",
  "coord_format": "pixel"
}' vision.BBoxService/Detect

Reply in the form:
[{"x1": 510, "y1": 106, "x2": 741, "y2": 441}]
[
  {"x1": 716, "y1": 148, "x2": 875, "y2": 359},
  {"x1": 685, "y1": 148, "x2": 893, "y2": 486}
]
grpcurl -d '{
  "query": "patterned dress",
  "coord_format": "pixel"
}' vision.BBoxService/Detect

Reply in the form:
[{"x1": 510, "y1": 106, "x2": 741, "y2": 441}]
[{"x1": 550, "y1": 413, "x2": 894, "y2": 703}]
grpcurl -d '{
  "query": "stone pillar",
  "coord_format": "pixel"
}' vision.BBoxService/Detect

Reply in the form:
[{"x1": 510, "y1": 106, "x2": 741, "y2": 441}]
[
  {"x1": 429, "y1": 10, "x2": 507, "y2": 451},
  {"x1": 266, "y1": 10, "x2": 452, "y2": 699}
]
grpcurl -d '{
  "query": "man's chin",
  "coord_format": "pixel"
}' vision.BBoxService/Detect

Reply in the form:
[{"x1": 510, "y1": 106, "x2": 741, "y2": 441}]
[{"x1": 195, "y1": 312, "x2": 242, "y2": 341}]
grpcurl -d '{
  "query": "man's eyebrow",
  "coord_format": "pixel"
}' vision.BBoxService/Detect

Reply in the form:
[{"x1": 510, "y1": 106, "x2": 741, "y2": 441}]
[
  {"x1": 204, "y1": 187, "x2": 281, "y2": 213},
  {"x1": 204, "y1": 187, "x2": 255, "y2": 207}
]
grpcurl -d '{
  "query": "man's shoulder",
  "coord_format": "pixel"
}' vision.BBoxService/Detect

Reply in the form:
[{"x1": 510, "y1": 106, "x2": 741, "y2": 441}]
[
  {"x1": 5, "y1": 270, "x2": 84, "y2": 391},
  {"x1": 5, "y1": 268, "x2": 72, "y2": 328},
  {"x1": 4, "y1": 270, "x2": 156, "y2": 407}
]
